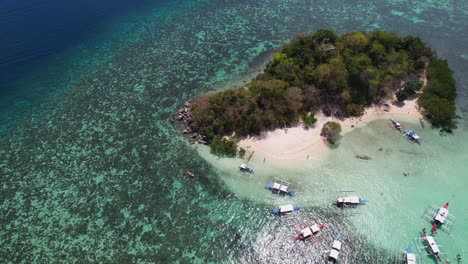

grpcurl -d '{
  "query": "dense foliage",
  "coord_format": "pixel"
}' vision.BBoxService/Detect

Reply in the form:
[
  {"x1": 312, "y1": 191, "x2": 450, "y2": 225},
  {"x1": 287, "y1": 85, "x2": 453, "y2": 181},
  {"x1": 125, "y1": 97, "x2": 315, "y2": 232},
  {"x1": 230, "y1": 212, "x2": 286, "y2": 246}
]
[
  {"x1": 303, "y1": 114, "x2": 317, "y2": 128},
  {"x1": 418, "y1": 58, "x2": 457, "y2": 131},
  {"x1": 396, "y1": 80, "x2": 423, "y2": 102},
  {"x1": 189, "y1": 29, "x2": 457, "y2": 143},
  {"x1": 209, "y1": 136, "x2": 238, "y2": 157},
  {"x1": 321, "y1": 121, "x2": 342, "y2": 144}
]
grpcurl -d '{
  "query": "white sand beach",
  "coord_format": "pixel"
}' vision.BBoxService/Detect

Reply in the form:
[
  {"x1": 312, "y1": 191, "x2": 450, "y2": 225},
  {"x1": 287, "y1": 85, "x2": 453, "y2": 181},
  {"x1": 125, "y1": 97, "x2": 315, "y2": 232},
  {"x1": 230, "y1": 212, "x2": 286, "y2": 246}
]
[{"x1": 237, "y1": 98, "x2": 423, "y2": 161}]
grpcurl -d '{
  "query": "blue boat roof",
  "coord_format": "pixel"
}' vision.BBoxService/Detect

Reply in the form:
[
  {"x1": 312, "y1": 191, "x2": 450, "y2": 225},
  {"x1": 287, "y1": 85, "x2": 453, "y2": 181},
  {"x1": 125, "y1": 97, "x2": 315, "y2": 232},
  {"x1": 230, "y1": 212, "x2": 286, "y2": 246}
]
[
  {"x1": 408, "y1": 131, "x2": 415, "y2": 136},
  {"x1": 406, "y1": 245, "x2": 413, "y2": 253}
]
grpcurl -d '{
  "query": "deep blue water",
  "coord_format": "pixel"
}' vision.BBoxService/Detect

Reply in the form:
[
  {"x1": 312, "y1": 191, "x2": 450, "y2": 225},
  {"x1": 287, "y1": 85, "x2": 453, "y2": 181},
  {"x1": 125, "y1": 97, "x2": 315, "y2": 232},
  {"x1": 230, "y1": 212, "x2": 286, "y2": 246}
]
[{"x1": 0, "y1": 0, "x2": 155, "y2": 94}]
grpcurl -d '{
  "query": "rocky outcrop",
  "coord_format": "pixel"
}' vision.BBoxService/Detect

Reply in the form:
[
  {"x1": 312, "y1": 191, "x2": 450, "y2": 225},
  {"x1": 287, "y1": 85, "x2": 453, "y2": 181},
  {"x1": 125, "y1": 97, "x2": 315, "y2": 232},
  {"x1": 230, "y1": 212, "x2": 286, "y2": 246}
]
[{"x1": 175, "y1": 101, "x2": 207, "y2": 144}]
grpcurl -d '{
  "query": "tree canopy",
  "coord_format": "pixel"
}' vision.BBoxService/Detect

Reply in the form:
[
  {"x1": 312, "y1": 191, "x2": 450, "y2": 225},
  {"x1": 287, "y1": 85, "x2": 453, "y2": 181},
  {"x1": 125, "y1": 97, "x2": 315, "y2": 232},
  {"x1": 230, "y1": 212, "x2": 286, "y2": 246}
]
[
  {"x1": 418, "y1": 58, "x2": 457, "y2": 131},
  {"x1": 187, "y1": 29, "x2": 457, "y2": 147},
  {"x1": 321, "y1": 121, "x2": 342, "y2": 144}
]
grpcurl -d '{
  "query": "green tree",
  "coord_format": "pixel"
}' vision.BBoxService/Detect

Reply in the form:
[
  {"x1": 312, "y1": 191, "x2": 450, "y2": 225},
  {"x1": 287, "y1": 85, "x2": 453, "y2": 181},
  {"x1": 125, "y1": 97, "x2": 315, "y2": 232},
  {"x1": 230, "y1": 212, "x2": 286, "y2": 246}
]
[
  {"x1": 368, "y1": 42, "x2": 387, "y2": 65},
  {"x1": 303, "y1": 114, "x2": 317, "y2": 127},
  {"x1": 342, "y1": 31, "x2": 369, "y2": 52},
  {"x1": 418, "y1": 58, "x2": 457, "y2": 131},
  {"x1": 401, "y1": 36, "x2": 431, "y2": 60},
  {"x1": 396, "y1": 80, "x2": 422, "y2": 102},
  {"x1": 370, "y1": 30, "x2": 400, "y2": 52},
  {"x1": 321, "y1": 121, "x2": 342, "y2": 144},
  {"x1": 418, "y1": 93, "x2": 457, "y2": 131},
  {"x1": 210, "y1": 136, "x2": 238, "y2": 157},
  {"x1": 314, "y1": 29, "x2": 338, "y2": 44},
  {"x1": 345, "y1": 104, "x2": 364, "y2": 116},
  {"x1": 238, "y1": 148, "x2": 246, "y2": 159}
]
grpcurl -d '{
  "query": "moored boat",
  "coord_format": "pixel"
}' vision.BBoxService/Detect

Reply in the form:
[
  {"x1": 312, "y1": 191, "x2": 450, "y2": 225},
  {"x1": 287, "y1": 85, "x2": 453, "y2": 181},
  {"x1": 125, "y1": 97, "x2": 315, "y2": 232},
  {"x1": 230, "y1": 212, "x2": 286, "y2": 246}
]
[
  {"x1": 328, "y1": 240, "x2": 342, "y2": 262},
  {"x1": 272, "y1": 204, "x2": 300, "y2": 215},
  {"x1": 239, "y1": 163, "x2": 253, "y2": 173},
  {"x1": 403, "y1": 245, "x2": 417, "y2": 264},
  {"x1": 390, "y1": 119, "x2": 403, "y2": 131},
  {"x1": 265, "y1": 180, "x2": 295, "y2": 195},
  {"x1": 405, "y1": 130, "x2": 421, "y2": 144},
  {"x1": 422, "y1": 228, "x2": 441, "y2": 262},
  {"x1": 332, "y1": 196, "x2": 367, "y2": 207},
  {"x1": 294, "y1": 223, "x2": 325, "y2": 241}
]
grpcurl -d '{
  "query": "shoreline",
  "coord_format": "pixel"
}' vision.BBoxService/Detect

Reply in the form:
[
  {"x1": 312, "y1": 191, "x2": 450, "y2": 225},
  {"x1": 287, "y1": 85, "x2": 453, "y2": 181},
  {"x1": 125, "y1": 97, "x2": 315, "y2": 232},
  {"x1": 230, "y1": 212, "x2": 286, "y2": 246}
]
[{"x1": 237, "y1": 98, "x2": 423, "y2": 162}]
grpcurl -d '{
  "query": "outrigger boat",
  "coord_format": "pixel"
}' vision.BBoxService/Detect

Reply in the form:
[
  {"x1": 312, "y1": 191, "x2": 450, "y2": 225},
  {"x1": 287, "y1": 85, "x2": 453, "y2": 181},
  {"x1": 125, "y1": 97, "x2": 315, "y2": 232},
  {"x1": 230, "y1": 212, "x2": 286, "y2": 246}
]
[
  {"x1": 422, "y1": 202, "x2": 455, "y2": 234},
  {"x1": 272, "y1": 204, "x2": 300, "y2": 216},
  {"x1": 328, "y1": 240, "x2": 342, "y2": 262},
  {"x1": 294, "y1": 222, "x2": 325, "y2": 241},
  {"x1": 403, "y1": 245, "x2": 417, "y2": 264},
  {"x1": 265, "y1": 179, "x2": 295, "y2": 196},
  {"x1": 404, "y1": 130, "x2": 421, "y2": 144},
  {"x1": 239, "y1": 163, "x2": 253, "y2": 173},
  {"x1": 422, "y1": 228, "x2": 442, "y2": 262},
  {"x1": 333, "y1": 196, "x2": 367, "y2": 207},
  {"x1": 390, "y1": 119, "x2": 404, "y2": 131}
]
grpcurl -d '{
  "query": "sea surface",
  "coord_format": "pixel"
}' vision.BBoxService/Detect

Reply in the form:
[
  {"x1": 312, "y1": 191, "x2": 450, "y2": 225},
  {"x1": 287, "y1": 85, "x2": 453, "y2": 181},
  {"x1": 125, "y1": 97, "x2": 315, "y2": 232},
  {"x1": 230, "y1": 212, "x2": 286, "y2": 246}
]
[{"x1": 0, "y1": 0, "x2": 467, "y2": 263}]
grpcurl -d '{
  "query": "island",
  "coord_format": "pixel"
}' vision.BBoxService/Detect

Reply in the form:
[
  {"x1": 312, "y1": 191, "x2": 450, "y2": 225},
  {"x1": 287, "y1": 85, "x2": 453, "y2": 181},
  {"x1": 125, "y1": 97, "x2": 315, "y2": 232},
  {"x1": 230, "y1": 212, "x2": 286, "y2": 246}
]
[{"x1": 176, "y1": 29, "x2": 457, "y2": 157}]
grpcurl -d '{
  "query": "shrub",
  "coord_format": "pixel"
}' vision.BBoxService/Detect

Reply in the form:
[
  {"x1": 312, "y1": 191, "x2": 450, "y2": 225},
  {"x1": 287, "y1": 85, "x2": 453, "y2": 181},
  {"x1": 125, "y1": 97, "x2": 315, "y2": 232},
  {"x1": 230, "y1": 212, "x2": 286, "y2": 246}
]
[
  {"x1": 238, "y1": 148, "x2": 246, "y2": 159},
  {"x1": 210, "y1": 136, "x2": 238, "y2": 157},
  {"x1": 414, "y1": 60, "x2": 426, "y2": 70},
  {"x1": 345, "y1": 104, "x2": 364, "y2": 116},
  {"x1": 303, "y1": 114, "x2": 317, "y2": 127},
  {"x1": 321, "y1": 121, "x2": 342, "y2": 144},
  {"x1": 396, "y1": 80, "x2": 422, "y2": 102},
  {"x1": 322, "y1": 106, "x2": 332, "y2": 117}
]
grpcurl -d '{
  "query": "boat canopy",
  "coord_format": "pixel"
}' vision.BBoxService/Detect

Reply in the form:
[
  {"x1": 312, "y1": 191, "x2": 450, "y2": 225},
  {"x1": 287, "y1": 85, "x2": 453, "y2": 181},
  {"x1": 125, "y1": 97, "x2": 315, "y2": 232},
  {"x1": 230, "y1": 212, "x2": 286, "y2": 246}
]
[
  {"x1": 239, "y1": 163, "x2": 252, "y2": 170},
  {"x1": 329, "y1": 249, "x2": 340, "y2": 260},
  {"x1": 301, "y1": 227, "x2": 312, "y2": 238},
  {"x1": 425, "y1": 236, "x2": 440, "y2": 254},
  {"x1": 332, "y1": 240, "x2": 342, "y2": 250},
  {"x1": 338, "y1": 196, "x2": 360, "y2": 204},
  {"x1": 272, "y1": 182, "x2": 281, "y2": 190},
  {"x1": 279, "y1": 204, "x2": 294, "y2": 213},
  {"x1": 435, "y1": 207, "x2": 449, "y2": 224},
  {"x1": 310, "y1": 224, "x2": 320, "y2": 234},
  {"x1": 279, "y1": 185, "x2": 288, "y2": 192},
  {"x1": 406, "y1": 252, "x2": 416, "y2": 264},
  {"x1": 407, "y1": 131, "x2": 420, "y2": 140}
]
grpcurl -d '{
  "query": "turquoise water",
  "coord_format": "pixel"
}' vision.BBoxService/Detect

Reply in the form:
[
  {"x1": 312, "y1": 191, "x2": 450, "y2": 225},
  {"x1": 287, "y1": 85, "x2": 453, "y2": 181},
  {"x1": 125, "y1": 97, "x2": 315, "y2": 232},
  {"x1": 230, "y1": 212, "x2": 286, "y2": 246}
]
[{"x1": 1, "y1": 0, "x2": 467, "y2": 262}]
